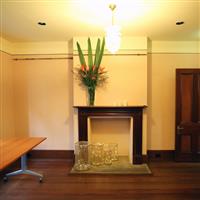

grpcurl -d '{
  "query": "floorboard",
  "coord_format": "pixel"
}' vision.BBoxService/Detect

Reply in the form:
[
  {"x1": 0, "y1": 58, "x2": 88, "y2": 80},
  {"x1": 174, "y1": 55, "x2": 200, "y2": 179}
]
[{"x1": 0, "y1": 159, "x2": 200, "y2": 200}]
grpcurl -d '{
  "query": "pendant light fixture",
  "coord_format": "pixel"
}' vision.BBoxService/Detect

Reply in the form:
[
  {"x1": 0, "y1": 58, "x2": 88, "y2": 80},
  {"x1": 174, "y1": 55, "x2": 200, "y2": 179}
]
[{"x1": 105, "y1": 4, "x2": 121, "y2": 54}]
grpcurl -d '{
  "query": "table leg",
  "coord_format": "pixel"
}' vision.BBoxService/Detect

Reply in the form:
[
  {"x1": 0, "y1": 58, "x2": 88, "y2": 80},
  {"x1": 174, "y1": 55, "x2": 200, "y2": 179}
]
[{"x1": 4, "y1": 154, "x2": 43, "y2": 182}]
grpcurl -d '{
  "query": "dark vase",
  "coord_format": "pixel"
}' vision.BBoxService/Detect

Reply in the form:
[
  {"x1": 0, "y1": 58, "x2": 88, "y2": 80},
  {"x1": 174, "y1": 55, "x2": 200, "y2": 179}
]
[{"x1": 88, "y1": 87, "x2": 95, "y2": 106}]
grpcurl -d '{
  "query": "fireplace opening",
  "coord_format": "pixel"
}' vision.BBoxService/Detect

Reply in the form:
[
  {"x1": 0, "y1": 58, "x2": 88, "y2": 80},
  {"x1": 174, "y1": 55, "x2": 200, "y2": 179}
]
[
  {"x1": 75, "y1": 106, "x2": 145, "y2": 164},
  {"x1": 88, "y1": 117, "x2": 133, "y2": 163}
]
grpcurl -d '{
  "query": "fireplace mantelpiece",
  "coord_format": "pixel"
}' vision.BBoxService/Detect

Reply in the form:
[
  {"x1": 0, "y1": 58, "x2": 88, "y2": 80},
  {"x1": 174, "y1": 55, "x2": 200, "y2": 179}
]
[{"x1": 74, "y1": 106, "x2": 147, "y2": 164}]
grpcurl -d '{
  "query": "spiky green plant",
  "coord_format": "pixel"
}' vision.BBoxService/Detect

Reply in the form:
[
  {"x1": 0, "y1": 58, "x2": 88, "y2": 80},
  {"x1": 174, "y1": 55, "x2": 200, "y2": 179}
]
[
  {"x1": 75, "y1": 38, "x2": 107, "y2": 88},
  {"x1": 75, "y1": 38, "x2": 107, "y2": 105}
]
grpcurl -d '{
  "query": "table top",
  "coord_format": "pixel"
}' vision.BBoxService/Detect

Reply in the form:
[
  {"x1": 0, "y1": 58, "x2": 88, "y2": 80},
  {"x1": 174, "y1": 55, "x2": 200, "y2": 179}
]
[{"x1": 0, "y1": 137, "x2": 46, "y2": 170}]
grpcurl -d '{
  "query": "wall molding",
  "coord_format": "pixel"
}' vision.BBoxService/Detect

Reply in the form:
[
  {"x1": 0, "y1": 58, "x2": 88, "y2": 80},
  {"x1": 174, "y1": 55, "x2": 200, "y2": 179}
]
[
  {"x1": 13, "y1": 57, "x2": 73, "y2": 61},
  {"x1": 0, "y1": 50, "x2": 12, "y2": 56},
  {"x1": 148, "y1": 52, "x2": 200, "y2": 55}
]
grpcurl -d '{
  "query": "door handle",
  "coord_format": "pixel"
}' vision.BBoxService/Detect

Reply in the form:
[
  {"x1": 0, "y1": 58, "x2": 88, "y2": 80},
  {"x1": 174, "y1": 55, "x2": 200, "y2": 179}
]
[
  {"x1": 177, "y1": 126, "x2": 184, "y2": 134},
  {"x1": 177, "y1": 126, "x2": 184, "y2": 130}
]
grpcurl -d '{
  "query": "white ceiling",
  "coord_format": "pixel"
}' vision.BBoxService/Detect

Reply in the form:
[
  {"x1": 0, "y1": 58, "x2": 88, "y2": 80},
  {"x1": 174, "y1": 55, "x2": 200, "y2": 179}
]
[{"x1": 1, "y1": 0, "x2": 200, "y2": 42}]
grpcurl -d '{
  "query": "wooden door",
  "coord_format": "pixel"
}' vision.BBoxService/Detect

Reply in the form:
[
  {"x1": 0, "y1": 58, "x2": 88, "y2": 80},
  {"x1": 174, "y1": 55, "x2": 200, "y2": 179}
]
[{"x1": 175, "y1": 69, "x2": 200, "y2": 161}]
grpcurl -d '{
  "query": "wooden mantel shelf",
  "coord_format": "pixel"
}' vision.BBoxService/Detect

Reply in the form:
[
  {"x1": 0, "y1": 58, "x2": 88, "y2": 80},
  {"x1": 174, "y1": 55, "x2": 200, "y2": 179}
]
[
  {"x1": 74, "y1": 105, "x2": 147, "y2": 108},
  {"x1": 74, "y1": 105, "x2": 147, "y2": 164}
]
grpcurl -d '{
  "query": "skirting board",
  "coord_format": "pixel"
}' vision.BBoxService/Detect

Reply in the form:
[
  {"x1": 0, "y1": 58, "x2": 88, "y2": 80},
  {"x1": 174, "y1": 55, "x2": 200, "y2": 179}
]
[
  {"x1": 29, "y1": 150, "x2": 174, "y2": 161},
  {"x1": 29, "y1": 150, "x2": 74, "y2": 159},
  {"x1": 147, "y1": 150, "x2": 175, "y2": 161}
]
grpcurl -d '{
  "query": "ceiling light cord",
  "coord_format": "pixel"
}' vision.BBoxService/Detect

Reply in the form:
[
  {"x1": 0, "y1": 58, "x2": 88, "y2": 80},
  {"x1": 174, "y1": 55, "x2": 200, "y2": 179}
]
[
  {"x1": 109, "y1": 4, "x2": 116, "y2": 26},
  {"x1": 105, "y1": 3, "x2": 121, "y2": 54}
]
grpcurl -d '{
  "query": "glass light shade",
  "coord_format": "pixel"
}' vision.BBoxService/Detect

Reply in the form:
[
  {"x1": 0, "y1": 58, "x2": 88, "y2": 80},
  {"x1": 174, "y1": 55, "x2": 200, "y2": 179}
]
[{"x1": 105, "y1": 25, "x2": 121, "y2": 54}]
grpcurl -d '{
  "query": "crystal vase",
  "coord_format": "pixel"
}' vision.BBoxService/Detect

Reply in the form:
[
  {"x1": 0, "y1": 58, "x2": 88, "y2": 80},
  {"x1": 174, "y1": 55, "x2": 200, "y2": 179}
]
[{"x1": 74, "y1": 141, "x2": 90, "y2": 171}]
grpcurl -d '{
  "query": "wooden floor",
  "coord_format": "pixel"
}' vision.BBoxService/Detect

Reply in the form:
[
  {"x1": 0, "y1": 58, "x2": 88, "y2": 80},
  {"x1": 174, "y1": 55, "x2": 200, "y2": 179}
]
[{"x1": 0, "y1": 159, "x2": 200, "y2": 200}]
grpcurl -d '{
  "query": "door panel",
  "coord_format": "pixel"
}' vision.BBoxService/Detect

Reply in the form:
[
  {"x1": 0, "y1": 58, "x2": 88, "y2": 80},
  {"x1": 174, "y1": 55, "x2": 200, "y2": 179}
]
[
  {"x1": 180, "y1": 74, "x2": 193, "y2": 122},
  {"x1": 180, "y1": 135, "x2": 191, "y2": 153},
  {"x1": 198, "y1": 135, "x2": 200, "y2": 153},
  {"x1": 198, "y1": 74, "x2": 200, "y2": 123},
  {"x1": 175, "y1": 69, "x2": 200, "y2": 161}
]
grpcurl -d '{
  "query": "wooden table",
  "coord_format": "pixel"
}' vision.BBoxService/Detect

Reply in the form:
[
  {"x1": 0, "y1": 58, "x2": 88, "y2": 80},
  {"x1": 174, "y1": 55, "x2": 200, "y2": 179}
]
[{"x1": 0, "y1": 137, "x2": 46, "y2": 182}]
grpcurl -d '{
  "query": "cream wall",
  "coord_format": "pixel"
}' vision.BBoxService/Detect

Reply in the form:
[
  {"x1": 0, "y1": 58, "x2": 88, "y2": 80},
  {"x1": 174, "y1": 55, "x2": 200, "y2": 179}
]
[
  {"x1": 152, "y1": 41, "x2": 200, "y2": 53},
  {"x1": 0, "y1": 51, "x2": 15, "y2": 140},
  {"x1": 0, "y1": 37, "x2": 69, "y2": 55},
  {"x1": 0, "y1": 37, "x2": 14, "y2": 54},
  {"x1": 0, "y1": 49, "x2": 73, "y2": 149},
  {"x1": 1, "y1": 36, "x2": 199, "y2": 152},
  {"x1": 148, "y1": 40, "x2": 200, "y2": 150},
  {"x1": 12, "y1": 41, "x2": 69, "y2": 55},
  {"x1": 148, "y1": 53, "x2": 200, "y2": 150},
  {"x1": 13, "y1": 57, "x2": 73, "y2": 149},
  {"x1": 0, "y1": 37, "x2": 74, "y2": 149},
  {"x1": 73, "y1": 55, "x2": 147, "y2": 106}
]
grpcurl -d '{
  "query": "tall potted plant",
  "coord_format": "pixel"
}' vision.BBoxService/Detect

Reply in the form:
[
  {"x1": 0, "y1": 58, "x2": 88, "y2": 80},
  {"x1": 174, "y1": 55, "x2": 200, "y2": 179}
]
[{"x1": 76, "y1": 38, "x2": 107, "y2": 106}]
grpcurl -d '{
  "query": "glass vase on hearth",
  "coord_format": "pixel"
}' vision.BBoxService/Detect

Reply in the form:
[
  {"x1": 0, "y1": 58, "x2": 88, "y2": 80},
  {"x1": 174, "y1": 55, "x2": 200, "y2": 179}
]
[
  {"x1": 103, "y1": 144, "x2": 112, "y2": 165},
  {"x1": 74, "y1": 141, "x2": 90, "y2": 171},
  {"x1": 109, "y1": 143, "x2": 118, "y2": 161},
  {"x1": 89, "y1": 143, "x2": 104, "y2": 166}
]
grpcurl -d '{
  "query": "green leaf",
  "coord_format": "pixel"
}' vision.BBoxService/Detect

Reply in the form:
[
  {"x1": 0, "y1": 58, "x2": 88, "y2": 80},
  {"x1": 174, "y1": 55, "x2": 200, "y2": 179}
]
[
  {"x1": 88, "y1": 38, "x2": 93, "y2": 69},
  {"x1": 94, "y1": 38, "x2": 100, "y2": 67},
  {"x1": 96, "y1": 37, "x2": 105, "y2": 68},
  {"x1": 77, "y1": 42, "x2": 86, "y2": 66}
]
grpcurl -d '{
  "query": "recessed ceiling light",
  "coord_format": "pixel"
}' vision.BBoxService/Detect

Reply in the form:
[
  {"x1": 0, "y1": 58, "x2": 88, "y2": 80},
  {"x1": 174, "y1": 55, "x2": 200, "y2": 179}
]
[
  {"x1": 176, "y1": 21, "x2": 184, "y2": 25},
  {"x1": 38, "y1": 22, "x2": 46, "y2": 26}
]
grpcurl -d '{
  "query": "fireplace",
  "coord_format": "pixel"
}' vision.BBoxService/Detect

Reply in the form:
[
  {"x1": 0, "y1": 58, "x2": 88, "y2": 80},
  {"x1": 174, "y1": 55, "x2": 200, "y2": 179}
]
[{"x1": 74, "y1": 106, "x2": 146, "y2": 164}]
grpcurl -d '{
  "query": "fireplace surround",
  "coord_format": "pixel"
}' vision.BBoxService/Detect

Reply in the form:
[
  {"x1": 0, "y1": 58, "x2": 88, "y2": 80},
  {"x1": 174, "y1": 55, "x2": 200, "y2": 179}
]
[{"x1": 74, "y1": 106, "x2": 146, "y2": 164}]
